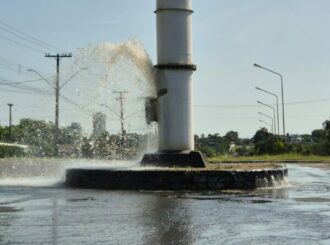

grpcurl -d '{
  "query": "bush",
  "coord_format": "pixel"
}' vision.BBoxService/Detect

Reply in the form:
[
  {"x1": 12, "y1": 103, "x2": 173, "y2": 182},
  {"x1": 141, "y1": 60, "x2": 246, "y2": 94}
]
[
  {"x1": 200, "y1": 146, "x2": 216, "y2": 157},
  {"x1": 0, "y1": 145, "x2": 26, "y2": 158},
  {"x1": 311, "y1": 143, "x2": 329, "y2": 156},
  {"x1": 273, "y1": 140, "x2": 285, "y2": 154}
]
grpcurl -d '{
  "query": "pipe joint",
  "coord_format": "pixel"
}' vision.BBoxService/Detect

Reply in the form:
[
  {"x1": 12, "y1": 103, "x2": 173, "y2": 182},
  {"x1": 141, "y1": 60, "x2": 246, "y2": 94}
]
[
  {"x1": 155, "y1": 8, "x2": 193, "y2": 13},
  {"x1": 155, "y1": 63, "x2": 196, "y2": 71}
]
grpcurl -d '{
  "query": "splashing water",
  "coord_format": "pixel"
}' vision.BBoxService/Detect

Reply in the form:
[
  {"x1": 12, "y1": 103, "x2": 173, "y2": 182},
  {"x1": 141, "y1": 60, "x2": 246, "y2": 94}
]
[
  {"x1": 61, "y1": 38, "x2": 156, "y2": 133},
  {"x1": 0, "y1": 39, "x2": 160, "y2": 186},
  {"x1": 55, "y1": 38, "x2": 158, "y2": 157},
  {"x1": 32, "y1": 38, "x2": 157, "y2": 147},
  {"x1": 0, "y1": 158, "x2": 139, "y2": 187}
]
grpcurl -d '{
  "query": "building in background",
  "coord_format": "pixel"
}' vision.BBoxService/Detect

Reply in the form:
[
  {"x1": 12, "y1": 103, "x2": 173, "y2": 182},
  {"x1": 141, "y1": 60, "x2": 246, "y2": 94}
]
[
  {"x1": 70, "y1": 122, "x2": 82, "y2": 133},
  {"x1": 93, "y1": 112, "x2": 106, "y2": 136}
]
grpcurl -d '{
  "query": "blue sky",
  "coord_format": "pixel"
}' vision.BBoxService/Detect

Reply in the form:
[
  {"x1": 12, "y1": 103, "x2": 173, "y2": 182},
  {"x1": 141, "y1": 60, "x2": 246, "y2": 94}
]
[{"x1": 0, "y1": 0, "x2": 329, "y2": 137}]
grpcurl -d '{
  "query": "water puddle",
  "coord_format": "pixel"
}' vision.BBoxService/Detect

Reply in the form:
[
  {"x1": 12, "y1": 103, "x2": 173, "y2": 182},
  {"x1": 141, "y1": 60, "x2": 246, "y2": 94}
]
[
  {"x1": 293, "y1": 197, "x2": 330, "y2": 203},
  {"x1": 0, "y1": 206, "x2": 22, "y2": 213}
]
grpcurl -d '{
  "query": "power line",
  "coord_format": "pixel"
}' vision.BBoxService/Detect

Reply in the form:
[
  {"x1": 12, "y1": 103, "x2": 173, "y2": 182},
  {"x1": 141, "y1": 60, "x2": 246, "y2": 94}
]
[
  {"x1": 285, "y1": 98, "x2": 330, "y2": 105},
  {"x1": 1, "y1": 77, "x2": 48, "y2": 85},
  {"x1": 0, "y1": 33, "x2": 44, "y2": 54},
  {"x1": 0, "y1": 21, "x2": 81, "y2": 86},
  {"x1": 195, "y1": 97, "x2": 330, "y2": 109},
  {"x1": 0, "y1": 77, "x2": 51, "y2": 93},
  {"x1": 7, "y1": 78, "x2": 46, "y2": 85},
  {"x1": 0, "y1": 86, "x2": 52, "y2": 95},
  {"x1": 60, "y1": 94, "x2": 93, "y2": 114},
  {"x1": 0, "y1": 19, "x2": 64, "y2": 52},
  {"x1": 0, "y1": 26, "x2": 59, "y2": 52}
]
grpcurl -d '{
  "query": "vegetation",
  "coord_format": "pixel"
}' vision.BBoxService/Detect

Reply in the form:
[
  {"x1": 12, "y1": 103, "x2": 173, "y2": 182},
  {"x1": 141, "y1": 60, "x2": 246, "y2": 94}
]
[
  {"x1": 0, "y1": 117, "x2": 329, "y2": 161},
  {"x1": 0, "y1": 118, "x2": 151, "y2": 159},
  {"x1": 196, "y1": 118, "x2": 330, "y2": 161},
  {"x1": 209, "y1": 153, "x2": 330, "y2": 163},
  {"x1": 0, "y1": 144, "x2": 26, "y2": 158}
]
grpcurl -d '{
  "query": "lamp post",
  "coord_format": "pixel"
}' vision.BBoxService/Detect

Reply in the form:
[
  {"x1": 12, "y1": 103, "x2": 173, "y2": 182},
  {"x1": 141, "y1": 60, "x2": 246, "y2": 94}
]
[
  {"x1": 254, "y1": 63, "x2": 285, "y2": 141},
  {"x1": 7, "y1": 103, "x2": 13, "y2": 141},
  {"x1": 257, "y1": 100, "x2": 277, "y2": 135},
  {"x1": 258, "y1": 111, "x2": 274, "y2": 134},
  {"x1": 27, "y1": 68, "x2": 87, "y2": 156},
  {"x1": 255, "y1": 86, "x2": 279, "y2": 137}
]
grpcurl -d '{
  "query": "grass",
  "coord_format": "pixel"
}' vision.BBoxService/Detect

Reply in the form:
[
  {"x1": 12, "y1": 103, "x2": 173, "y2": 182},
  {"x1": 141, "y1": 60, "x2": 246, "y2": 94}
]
[
  {"x1": 206, "y1": 162, "x2": 284, "y2": 170},
  {"x1": 209, "y1": 153, "x2": 330, "y2": 163},
  {"x1": 152, "y1": 162, "x2": 283, "y2": 171}
]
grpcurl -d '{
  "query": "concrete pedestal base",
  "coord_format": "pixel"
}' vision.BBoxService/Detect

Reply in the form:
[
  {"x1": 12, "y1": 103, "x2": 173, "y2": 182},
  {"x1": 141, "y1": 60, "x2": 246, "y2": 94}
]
[
  {"x1": 65, "y1": 167, "x2": 288, "y2": 190},
  {"x1": 140, "y1": 151, "x2": 207, "y2": 168}
]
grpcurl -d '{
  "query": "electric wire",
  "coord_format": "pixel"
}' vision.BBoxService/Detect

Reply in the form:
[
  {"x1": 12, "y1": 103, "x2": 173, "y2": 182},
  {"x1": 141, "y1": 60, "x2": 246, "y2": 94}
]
[
  {"x1": 0, "y1": 56, "x2": 53, "y2": 82},
  {"x1": 0, "y1": 19, "x2": 64, "y2": 52},
  {"x1": 0, "y1": 86, "x2": 52, "y2": 95},
  {"x1": 195, "y1": 98, "x2": 330, "y2": 109},
  {"x1": 0, "y1": 26, "x2": 60, "y2": 53},
  {"x1": 0, "y1": 77, "x2": 51, "y2": 93},
  {"x1": 0, "y1": 34, "x2": 44, "y2": 54}
]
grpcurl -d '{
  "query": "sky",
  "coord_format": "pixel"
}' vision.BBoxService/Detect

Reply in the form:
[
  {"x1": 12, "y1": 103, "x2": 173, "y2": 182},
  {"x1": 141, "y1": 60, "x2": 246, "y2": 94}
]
[{"x1": 0, "y1": 0, "x2": 329, "y2": 138}]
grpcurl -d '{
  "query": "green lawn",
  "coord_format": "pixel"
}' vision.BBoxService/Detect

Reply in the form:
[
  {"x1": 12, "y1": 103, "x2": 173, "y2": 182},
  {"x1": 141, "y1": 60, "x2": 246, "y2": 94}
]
[{"x1": 209, "y1": 153, "x2": 330, "y2": 163}]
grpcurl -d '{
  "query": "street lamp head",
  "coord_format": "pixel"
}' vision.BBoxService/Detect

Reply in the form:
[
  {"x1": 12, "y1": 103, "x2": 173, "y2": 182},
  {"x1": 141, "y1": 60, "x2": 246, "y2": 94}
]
[
  {"x1": 7, "y1": 103, "x2": 13, "y2": 107},
  {"x1": 27, "y1": 69, "x2": 33, "y2": 72},
  {"x1": 255, "y1": 86, "x2": 261, "y2": 90},
  {"x1": 254, "y1": 63, "x2": 262, "y2": 68},
  {"x1": 257, "y1": 100, "x2": 262, "y2": 104}
]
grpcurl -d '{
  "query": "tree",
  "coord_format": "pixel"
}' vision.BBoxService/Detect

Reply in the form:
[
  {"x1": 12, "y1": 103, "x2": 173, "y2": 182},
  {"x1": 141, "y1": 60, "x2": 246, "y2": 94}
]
[
  {"x1": 16, "y1": 118, "x2": 55, "y2": 156},
  {"x1": 323, "y1": 119, "x2": 330, "y2": 155},
  {"x1": 81, "y1": 137, "x2": 93, "y2": 158},
  {"x1": 224, "y1": 131, "x2": 239, "y2": 144},
  {"x1": 311, "y1": 129, "x2": 325, "y2": 143},
  {"x1": 253, "y1": 128, "x2": 284, "y2": 155},
  {"x1": 323, "y1": 119, "x2": 330, "y2": 142},
  {"x1": 93, "y1": 132, "x2": 114, "y2": 159}
]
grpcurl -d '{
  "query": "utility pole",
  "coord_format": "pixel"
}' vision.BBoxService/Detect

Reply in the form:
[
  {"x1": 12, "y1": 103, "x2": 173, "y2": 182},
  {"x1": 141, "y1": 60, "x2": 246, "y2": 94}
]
[
  {"x1": 114, "y1": 90, "x2": 128, "y2": 154},
  {"x1": 113, "y1": 90, "x2": 128, "y2": 136},
  {"x1": 45, "y1": 53, "x2": 72, "y2": 156},
  {"x1": 7, "y1": 103, "x2": 13, "y2": 142}
]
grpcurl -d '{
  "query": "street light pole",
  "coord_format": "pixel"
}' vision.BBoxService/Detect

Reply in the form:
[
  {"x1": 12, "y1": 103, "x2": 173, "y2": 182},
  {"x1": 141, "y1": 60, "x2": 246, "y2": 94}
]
[
  {"x1": 259, "y1": 119, "x2": 273, "y2": 133},
  {"x1": 255, "y1": 86, "x2": 280, "y2": 137},
  {"x1": 7, "y1": 103, "x2": 13, "y2": 141},
  {"x1": 254, "y1": 63, "x2": 285, "y2": 141},
  {"x1": 257, "y1": 100, "x2": 277, "y2": 136},
  {"x1": 258, "y1": 111, "x2": 274, "y2": 134}
]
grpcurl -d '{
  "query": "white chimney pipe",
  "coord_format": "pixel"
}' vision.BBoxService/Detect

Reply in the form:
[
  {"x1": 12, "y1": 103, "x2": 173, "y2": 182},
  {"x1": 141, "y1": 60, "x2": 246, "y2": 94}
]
[{"x1": 155, "y1": 0, "x2": 195, "y2": 151}]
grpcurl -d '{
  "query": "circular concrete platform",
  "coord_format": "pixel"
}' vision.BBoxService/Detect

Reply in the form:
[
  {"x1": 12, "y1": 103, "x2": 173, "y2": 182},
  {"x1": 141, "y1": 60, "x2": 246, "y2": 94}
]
[{"x1": 65, "y1": 167, "x2": 288, "y2": 190}]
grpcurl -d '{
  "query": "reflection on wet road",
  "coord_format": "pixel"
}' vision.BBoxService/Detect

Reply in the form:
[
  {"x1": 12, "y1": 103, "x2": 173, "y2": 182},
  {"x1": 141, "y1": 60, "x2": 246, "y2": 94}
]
[{"x1": 0, "y1": 164, "x2": 329, "y2": 244}]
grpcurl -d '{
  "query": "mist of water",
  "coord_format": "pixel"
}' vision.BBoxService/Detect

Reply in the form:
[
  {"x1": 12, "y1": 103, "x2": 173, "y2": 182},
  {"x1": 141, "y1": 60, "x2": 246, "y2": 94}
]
[
  {"x1": 0, "y1": 158, "x2": 139, "y2": 187},
  {"x1": 61, "y1": 38, "x2": 157, "y2": 135}
]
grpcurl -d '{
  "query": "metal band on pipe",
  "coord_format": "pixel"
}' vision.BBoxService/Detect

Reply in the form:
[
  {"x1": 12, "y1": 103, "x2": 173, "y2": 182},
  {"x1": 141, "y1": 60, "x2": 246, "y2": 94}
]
[
  {"x1": 155, "y1": 63, "x2": 197, "y2": 71},
  {"x1": 154, "y1": 8, "x2": 194, "y2": 13}
]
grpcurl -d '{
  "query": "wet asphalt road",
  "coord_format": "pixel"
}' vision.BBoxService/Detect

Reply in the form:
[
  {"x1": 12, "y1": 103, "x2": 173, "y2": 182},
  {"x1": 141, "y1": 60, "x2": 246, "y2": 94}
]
[{"x1": 0, "y1": 162, "x2": 329, "y2": 245}]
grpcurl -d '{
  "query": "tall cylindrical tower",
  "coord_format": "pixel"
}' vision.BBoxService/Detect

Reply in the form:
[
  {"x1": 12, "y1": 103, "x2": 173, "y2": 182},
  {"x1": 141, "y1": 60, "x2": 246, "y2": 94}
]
[
  {"x1": 142, "y1": 0, "x2": 206, "y2": 167},
  {"x1": 156, "y1": 0, "x2": 195, "y2": 151}
]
